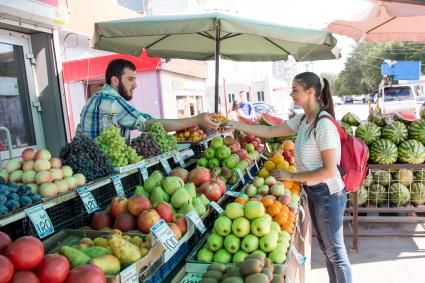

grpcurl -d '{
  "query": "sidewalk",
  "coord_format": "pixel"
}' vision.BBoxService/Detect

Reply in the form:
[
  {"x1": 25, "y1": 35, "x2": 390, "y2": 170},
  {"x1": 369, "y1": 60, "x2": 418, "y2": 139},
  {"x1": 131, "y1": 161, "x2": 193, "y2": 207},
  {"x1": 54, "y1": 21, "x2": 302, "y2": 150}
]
[{"x1": 309, "y1": 223, "x2": 425, "y2": 283}]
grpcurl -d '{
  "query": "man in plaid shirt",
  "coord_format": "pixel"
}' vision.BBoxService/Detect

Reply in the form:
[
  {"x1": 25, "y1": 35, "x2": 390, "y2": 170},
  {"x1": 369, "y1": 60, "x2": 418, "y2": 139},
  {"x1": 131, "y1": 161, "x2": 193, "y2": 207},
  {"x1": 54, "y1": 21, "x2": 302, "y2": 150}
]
[{"x1": 76, "y1": 59, "x2": 218, "y2": 139}]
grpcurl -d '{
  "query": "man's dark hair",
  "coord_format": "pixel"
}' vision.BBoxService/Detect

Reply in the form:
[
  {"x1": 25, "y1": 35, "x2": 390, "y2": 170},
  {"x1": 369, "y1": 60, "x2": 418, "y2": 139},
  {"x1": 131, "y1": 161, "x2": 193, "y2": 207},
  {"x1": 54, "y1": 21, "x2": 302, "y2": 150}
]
[{"x1": 105, "y1": 59, "x2": 136, "y2": 84}]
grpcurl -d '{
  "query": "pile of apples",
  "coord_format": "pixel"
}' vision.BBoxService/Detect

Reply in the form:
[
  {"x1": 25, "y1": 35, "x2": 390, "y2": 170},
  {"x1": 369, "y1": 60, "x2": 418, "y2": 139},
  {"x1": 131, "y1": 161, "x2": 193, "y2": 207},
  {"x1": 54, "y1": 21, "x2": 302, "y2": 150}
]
[
  {"x1": 196, "y1": 200, "x2": 291, "y2": 265},
  {"x1": 237, "y1": 133, "x2": 265, "y2": 154},
  {"x1": 174, "y1": 126, "x2": 208, "y2": 142},
  {"x1": 258, "y1": 142, "x2": 296, "y2": 180},
  {"x1": 0, "y1": 148, "x2": 86, "y2": 198}
]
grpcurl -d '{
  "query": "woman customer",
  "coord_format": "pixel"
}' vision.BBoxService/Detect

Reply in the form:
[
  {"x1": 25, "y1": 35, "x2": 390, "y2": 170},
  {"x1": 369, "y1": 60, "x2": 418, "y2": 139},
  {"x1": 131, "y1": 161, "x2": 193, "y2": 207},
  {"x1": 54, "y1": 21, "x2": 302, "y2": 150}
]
[
  {"x1": 228, "y1": 101, "x2": 241, "y2": 121},
  {"x1": 223, "y1": 72, "x2": 352, "y2": 283}
]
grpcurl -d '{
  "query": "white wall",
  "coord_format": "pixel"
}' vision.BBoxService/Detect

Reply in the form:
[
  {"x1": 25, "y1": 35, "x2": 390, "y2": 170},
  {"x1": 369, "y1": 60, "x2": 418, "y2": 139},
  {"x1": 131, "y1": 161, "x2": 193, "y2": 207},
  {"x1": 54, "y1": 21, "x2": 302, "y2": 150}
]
[{"x1": 67, "y1": 82, "x2": 86, "y2": 131}]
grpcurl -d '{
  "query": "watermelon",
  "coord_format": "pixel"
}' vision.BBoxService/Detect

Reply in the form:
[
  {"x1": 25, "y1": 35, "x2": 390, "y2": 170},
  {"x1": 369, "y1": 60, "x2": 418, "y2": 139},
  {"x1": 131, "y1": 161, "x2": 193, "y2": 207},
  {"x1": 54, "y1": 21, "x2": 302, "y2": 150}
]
[
  {"x1": 414, "y1": 170, "x2": 425, "y2": 181},
  {"x1": 420, "y1": 105, "x2": 425, "y2": 120},
  {"x1": 340, "y1": 122, "x2": 354, "y2": 135},
  {"x1": 408, "y1": 119, "x2": 425, "y2": 145},
  {"x1": 368, "y1": 109, "x2": 386, "y2": 127},
  {"x1": 372, "y1": 170, "x2": 392, "y2": 186},
  {"x1": 389, "y1": 183, "x2": 410, "y2": 206},
  {"x1": 239, "y1": 116, "x2": 259, "y2": 125},
  {"x1": 393, "y1": 169, "x2": 414, "y2": 186},
  {"x1": 369, "y1": 139, "x2": 398, "y2": 164},
  {"x1": 381, "y1": 121, "x2": 408, "y2": 145},
  {"x1": 260, "y1": 113, "x2": 283, "y2": 126},
  {"x1": 342, "y1": 112, "x2": 361, "y2": 126},
  {"x1": 368, "y1": 184, "x2": 387, "y2": 205},
  {"x1": 398, "y1": 140, "x2": 425, "y2": 164},
  {"x1": 411, "y1": 182, "x2": 425, "y2": 205},
  {"x1": 363, "y1": 172, "x2": 373, "y2": 188},
  {"x1": 348, "y1": 186, "x2": 368, "y2": 206},
  {"x1": 355, "y1": 122, "x2": 381, "y2": 145},
  {"x1": 393, "y1": 112, "x2": 416, "y2": 126}
]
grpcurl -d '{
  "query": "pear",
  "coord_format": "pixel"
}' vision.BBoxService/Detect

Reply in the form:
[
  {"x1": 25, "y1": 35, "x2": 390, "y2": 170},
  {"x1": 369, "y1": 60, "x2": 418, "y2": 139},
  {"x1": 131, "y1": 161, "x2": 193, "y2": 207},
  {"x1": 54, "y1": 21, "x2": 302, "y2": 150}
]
[
  {"x1": 207, "y1": 233, "x2": 224, "y2": 251},
  {"x1": 198, "y1": 194, "x2": 210, "y2": 206},
  {"x1": 223, "y1": 234, "x2": 241, "y2": 254},
  {"x1": 149, "y1": 186, "x2": 169, "y2": 205},
  {"x1": 162, "y1": 176, "x2": 184, "y2": 195},
  {"x1": 171, "y1": 188, "x2": 192, "y2": 208},
  {"x1": 179, "y1": 203, "x2": 195, "y2": 215},
  {"x1": 193, "y1": 198, "x2": 206, "y2": 216},
  {"x1": 259, "y1": 232, "x2": 278, "y2": 253},
  {"x1": 197, "y1": 247, "x2": 214, "y2": 262},
  {"x1": 144, "y1": 170, "x2": 163, "y2": 193},
  {"x1": 183, "y1": 182, "x2": 196, "y2": 198},
  {"x1": 213, "y1": 216, "x2": 232, "y2": 236}
]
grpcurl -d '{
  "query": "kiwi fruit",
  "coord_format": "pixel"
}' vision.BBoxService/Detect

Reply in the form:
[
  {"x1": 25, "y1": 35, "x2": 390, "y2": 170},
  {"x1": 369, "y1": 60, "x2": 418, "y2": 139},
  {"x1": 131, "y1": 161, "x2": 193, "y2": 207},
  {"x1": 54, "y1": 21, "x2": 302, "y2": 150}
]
[
  {"x1": 199, "y1": 278, "x2": 218, "y2": 283},
  {"x1": 239, "y1": 259, "x2": 264, "y2": 276},
  {"x1": 208, "y1": 262, "x2": 226, "y2": 273},
  {"x1": 203, "y1": 270, "x2": 222, "y2": 280},
  {"x1": 245, "y1": 253, "x2": 265, "y2": 262},
  {"x1": 221, "y1": 276, "x2": 244, "y2": 283},
  {"x1": 271, "y1": 274, "x2": 285, "y2": 283},
  {"x1": 261, "y1": 267, "x2": 273, "y2": 281},
  {"x1": 245, "y1": 273, "x2": 270, "y2": 283},
  {"x1": 273, "y1": 265, "x2": 286, "y2": 276},
  {"x1": 264, "y1": 258, "x2": 274, "y2": 273}
]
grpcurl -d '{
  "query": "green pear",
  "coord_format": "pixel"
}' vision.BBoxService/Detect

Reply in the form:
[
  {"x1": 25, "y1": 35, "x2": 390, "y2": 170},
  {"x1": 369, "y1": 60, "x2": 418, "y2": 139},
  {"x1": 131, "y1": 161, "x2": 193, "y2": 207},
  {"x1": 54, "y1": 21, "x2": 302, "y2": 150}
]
[
  {"x1": 193, "y1": 198, "x2": 206, "y2": 216},
  {"x1": 197, "y1": 247, "x2": 214, "y2": 262},
  {"x1": 241, "y1": 234, "x2": 259, "y2": 253},
  {"x1": 171, "y1": 188, "x2": 192, "y2": 209},
  {"x1": 213, "y1": 249, "x2": 232, "y2": 264},
  {"x1": 199, "y1": 194, "x2": 210, "y2": 207},
  {"x1": 162, "y1": 176, "x2": 184, "y2": 195},
  {"x1": 260, "y1": 232, "x2": 278, "y2": 253},
  {"x1": 213, "y1": 216, "x2": 232, "y2": 236},
  {"x1": 224, "y1": 234, "x2": 241, "y2": 254},
  {"x1": 207, "y1": 233, "x2": 223, "y2": 251},
  {"x1": 225, "y1": 203, "x2": 244, "y2": 219},
  {"x1": 270, "y1": 221, "x2": 281, "y2": 233},
  {"x1": 231, "y1": 217, "x2": 250, "y2": 238},
  {"x1": 183, "y1": 182, "x2": 196, "y2": 198},
  {"x1": 133, "y1": 185, "x2": 150, "y2": 198},
  {"x1": 251, "y1": 217, "x2": 271, "y2": 237},
  {"x1": 179, "y1": 203, "x2": 195, "y2": 215},
  {"x1": 252, "y1": 249, "x2": 267, "y2": 257},
  {"x1": 232, "y1": 250, "x2": 248, "y2": 263},
  {"x1": 144, "y1": 170, "x2": 163, "y2": 193},
  {"x1": 149, "y1": 186, "x2": 169, "y2": 205},
  {"x1": 244, "y1": 201, "x2": 265, "y2": 220},
  {"x1": 268, "y1": 244, "x2": 287, "y2": 264}
]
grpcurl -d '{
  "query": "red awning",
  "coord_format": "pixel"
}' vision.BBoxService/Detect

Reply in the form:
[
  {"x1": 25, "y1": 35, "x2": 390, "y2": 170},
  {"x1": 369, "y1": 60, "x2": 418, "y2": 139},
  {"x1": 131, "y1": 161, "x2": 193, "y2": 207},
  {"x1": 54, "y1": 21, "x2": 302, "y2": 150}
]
[{"x1": 62, "y1": 50, "x2": 161, "y2": 83}]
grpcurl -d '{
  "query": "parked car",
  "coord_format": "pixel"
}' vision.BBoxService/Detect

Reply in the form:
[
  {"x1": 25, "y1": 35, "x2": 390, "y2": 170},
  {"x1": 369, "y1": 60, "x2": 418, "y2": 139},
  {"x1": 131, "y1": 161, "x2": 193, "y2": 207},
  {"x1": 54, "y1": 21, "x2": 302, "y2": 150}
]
[
  {"x1": 366, "y1": 93, "x2": 377, "y2": 103},
  {"x1": 378, "y1": 84, "x2": 417, "y2": 115},
  {"x1": 332, "y1": 96, "x2": 343, "y2": 105},
  {"x1": 253, "y1": 103, "x2": 275, "y2": 114},
  {"x1": 344, "y1": 96, "x2": 354, "y2": 104}
]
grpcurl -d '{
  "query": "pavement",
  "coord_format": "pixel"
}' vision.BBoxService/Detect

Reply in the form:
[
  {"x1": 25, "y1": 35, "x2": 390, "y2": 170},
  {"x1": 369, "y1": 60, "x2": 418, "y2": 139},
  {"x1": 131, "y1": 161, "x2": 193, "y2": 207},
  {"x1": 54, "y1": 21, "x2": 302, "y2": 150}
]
[{"x1": 309, "y1": 223, "x2": 425, "y2": 283}]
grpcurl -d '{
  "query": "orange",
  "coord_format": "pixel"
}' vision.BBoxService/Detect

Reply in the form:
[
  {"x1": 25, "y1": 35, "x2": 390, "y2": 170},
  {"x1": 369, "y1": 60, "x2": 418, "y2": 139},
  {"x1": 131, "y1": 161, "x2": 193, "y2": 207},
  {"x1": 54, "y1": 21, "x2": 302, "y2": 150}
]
[
  {"x1": 258, "y1": 168, "x2": 270, "y2": 178},
  {"x1": 289, "y1": 149, "x2": 295, "y2": 156},
  {"x1": 234, "y1": 197, "x2": 247, "y2": 205},
  {"x1": 264, "y1": 161, "x2": 276, "y2": 171},
  {"x1": 292, "y1": 182, "x2": 301, "y2": 190},
  {"x1": 283, "y1": 180, "x2": 294, "y2": 189},
  {"x1": 281, "y1": 205, "x2": 289, "y2": 214},
  {"x1": 273, "y1": 200, "x2": 283, "y2": 210},
  {"x1": 271, "y1": 154, "x2": 284, "y2": 165},
  {"x1": 274, "y1": 212, "x2": 289, "y2": 225},
  {"x1": 282, "y1": 140, "x2": 295, "y2": 151},
  {"x1": 276, "y1": 161, "x2": 289, "y2": 170},
  {"x1": 261, "y1": 196, "x2": 274, "y2": 208},
  {"x1": 287, "y1": 165, "x2": 297, "y2": 173},
  {"x1": 267, "y1": 205, "x2": 281, "y2": 217}
]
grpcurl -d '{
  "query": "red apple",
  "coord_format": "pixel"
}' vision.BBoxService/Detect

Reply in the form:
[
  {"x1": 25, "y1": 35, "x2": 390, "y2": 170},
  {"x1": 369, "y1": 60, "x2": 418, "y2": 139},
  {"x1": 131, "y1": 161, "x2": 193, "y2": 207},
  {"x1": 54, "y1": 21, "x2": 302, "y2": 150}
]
[
  {"x1": 247, "y1": 133, "x2": 255, "y2": 141},
  {"x1": 22, "y1": 148, "x2": 36, "y2": 161},
  {"x1": 244, "y1": 156, "x2": 253, "y2": 166},
  {"x1": 169, "y1": 168, "x2": 189, "y2": 183},
  {"x1": 91, "y1": 211, "x2": 113, "y2": 230},
  {"x1": 109, "y1": 196, "x2": 128, "y2": 217},
  {"x1": 154, "y1": 202, "x2": 173, "y2": 223},
  {"x1": 237, "y1": 149, "x2": 248, "y2": 161},
  {"x1": 168, "y1": 223, "x2": 182, "y2": 240},
  {"x1": 173, "y1": 214, "x2": 187, "y2": 235},
  {"x1": 189, "y1": 167, "x2": 211, "y2": 186},
  {"x1": 279, "y1": 195, "x2": 291, "y2": 206},
  {"x1": 214, "y1": 177, "x2": 226, "y2": 195},
  {"x1": 35, "y1": 149, "x2": 51, "y2": 161},
  {"x1": 127, "y1": 195, "x2": 151, "y2": 216},
  {"x1": 50, "y1": 158, "x2": 62, "y2": 169},
  {"x1": 223, "y1": 136, "x2": 235, "y2": 146},
  {"x1": 257, "y1": 144, "x2": 265, "y2": 153},
  {"x1": 114, "y1": 213, "x2": 136, "y2": 232},
  {"x1": 199, "y1": 182, "x2": 222, "y2": 201},
  {"x1": 283, "y1": 151, "x2": 291, "y2": 161},
  {"x1": 228, "y1": 142, "x2": 241, "y2": 154},
  {"x1": 137, "y1": 209, "x2": 161, "y2": 234},
  {"x1": 251, "y1": 140, "x2": 259, "y2": 148},
  {"x1": 289, "y1": 156, "x2": 296, "y2": 165}
]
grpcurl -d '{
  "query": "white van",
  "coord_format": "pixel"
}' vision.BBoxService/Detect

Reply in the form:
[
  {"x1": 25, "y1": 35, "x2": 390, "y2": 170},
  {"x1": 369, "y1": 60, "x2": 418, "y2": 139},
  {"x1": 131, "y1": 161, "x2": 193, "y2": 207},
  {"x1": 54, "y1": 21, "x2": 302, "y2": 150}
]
[{"x1": 377, "y1": 84, "x2": 417, "y2": 115}]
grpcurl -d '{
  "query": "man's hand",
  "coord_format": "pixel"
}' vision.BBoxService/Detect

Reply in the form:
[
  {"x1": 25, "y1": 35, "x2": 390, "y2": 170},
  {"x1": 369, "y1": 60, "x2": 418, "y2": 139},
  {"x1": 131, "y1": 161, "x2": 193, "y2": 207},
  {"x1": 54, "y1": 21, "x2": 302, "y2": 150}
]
[
  {"x1": 271, "y1": 169, "x2": 293, "y2": 182},
  {"x1": 196, "y1": 113, "x2": 220, "y2": 130}
]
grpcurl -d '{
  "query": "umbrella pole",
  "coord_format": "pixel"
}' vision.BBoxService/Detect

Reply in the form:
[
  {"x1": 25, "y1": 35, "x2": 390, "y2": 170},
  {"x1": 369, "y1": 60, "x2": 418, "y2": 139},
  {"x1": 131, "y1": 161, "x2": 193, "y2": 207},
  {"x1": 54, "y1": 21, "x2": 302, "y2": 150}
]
[{"x1": 214, "y1": 19, "x2": 220, "y2": 113}]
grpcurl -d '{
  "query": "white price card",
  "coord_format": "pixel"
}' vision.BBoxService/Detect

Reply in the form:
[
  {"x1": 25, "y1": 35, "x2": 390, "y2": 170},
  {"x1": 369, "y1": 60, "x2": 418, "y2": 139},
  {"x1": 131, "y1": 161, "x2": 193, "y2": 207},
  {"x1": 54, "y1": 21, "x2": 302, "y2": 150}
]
[
  {"x1": 236, "y1": 168, "x2": 246, "y2": 185},
  {"x1": 180, "y1": 272, "x2": 203, "y2": 283},
  {"x1": 175, "y1": 152, "x2": 186, "y2": 167},
  {"x1": 201, "y1": 140, "x2": 209, "y2": 150},
  {"x1": 225, "y1": 191, "x2": 240, "y2": 197},
  {"x1": 151, "y1": 219, "x2": 180, "y2": 262},
  {"x1": 260, "y1": 153, "x2": 268, "y2": 160},
  {"x1": 291, "y1": 245, "x2": 307, "y2": 267},
  {"x1": 185, "y1": 211, "x2": 206, "y2": 234},
  {"x1": 25, "y1": 204, "x2": 54, "y2": 239},
  {"x1": 160, "y1": 158, "x2": 172, "y2": 174},
  {"x1": 77, "y1": 186, "x2": 99, "y2": 214},
  {"x1": 209, "y1": 201, "x2": 224, "y2": 214},
  {"x1": 138, "y1": 160, "x2": 149, "y2": 182},
  {"x1": 120, "y1": 263, "x2": 138, "y2": 283},
  {"x1": 111, "y1": 175, "x2": 125, "y2": 196},
  {"x1": 254, "y1": 159, "x2": 259, "y2": 171}
]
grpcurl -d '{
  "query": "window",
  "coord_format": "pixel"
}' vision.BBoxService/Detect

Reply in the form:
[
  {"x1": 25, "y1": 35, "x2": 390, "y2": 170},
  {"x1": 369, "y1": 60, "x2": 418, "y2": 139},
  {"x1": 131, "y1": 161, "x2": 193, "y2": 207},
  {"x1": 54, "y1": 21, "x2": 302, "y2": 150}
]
[
  {"x1": 257, "y1": 91, "x2": 265, "y2": 102},
  {"x1": 246, "y1": 92, "x2": 250, "y2": 101},
  {"x1": 228, "y1": 93, "x2": 235, "y2": 103}
]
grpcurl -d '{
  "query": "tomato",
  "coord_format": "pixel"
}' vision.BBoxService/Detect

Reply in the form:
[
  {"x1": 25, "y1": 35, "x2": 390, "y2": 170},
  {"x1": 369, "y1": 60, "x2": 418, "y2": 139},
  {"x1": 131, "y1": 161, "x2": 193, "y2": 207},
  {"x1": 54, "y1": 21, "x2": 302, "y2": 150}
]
[
  {"x1": 0, "y1": 255, "x2": 14, "y2": 283},
  {"x1": 0, "y1": 231, "x2": 12, "y2": 254},
  {"x1": 37, "y1": 254, "x2": 69, "y2": 283},
  {"x1": 10, "y1": 271, "x2": 40, "y2": 283},
  {"x1": 64, "y1": 265, "x2": 106, "y2": 283},
  {"x1": 6, "y1": 236, "x2": 44, "y2": 270}
]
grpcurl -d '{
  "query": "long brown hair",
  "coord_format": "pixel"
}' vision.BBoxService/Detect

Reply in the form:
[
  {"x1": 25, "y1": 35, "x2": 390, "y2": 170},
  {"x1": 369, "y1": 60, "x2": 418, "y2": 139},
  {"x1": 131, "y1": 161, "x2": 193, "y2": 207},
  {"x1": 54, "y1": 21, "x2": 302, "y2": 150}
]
[{"x1": 294, "y1": 72, "x2": 335, "y2": 135}]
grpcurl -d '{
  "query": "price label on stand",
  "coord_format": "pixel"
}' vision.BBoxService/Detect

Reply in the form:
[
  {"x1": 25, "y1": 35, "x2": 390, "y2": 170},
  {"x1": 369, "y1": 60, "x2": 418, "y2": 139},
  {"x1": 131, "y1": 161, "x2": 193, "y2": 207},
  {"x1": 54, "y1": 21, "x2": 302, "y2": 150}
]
[
  {"x1": 291, "y1": 245, "x2": 307, "y2": 267},
  {"x1": 236, "y1": 168, "x2": 246, "y2": 185},
  {"x1": 138, "y1": 160, "x2": 149, "y2": 182},
  {"x1": 160, "y1": 158, "x2": 172, "y2": 174},
  {"x1": 209, "y1": 201, "x2": 224, "y2": 214},
  {"x1": 25, "y1": 204, "x2": 54, "y2": 238},
  {"x1": 185, "y1": 211, "x2": 206, "y2": 234},
  {"x1": 151, "y1": 219, "x2": 180, "y2": 262},
  {"x1": 225, "y1": 191, "x2": 240, "y2": 197},
  {"x1": 77, "y1": 187, "x2": 99, "y2": 214},
  {"x1": 120, "y1": 263, "x2": 138, "y2": 283},
  {"x1": 260, "y1": 153, "x2": 268, "y2": 160},
  {"x1": 174, "y1": 152, "x2": 186, "y2": 168},
  {"x1": 246, "y1": 168, "x2": 254, "y2": 180},
  {"x1": 201, "y1": 140, "x2": 209, "y2": 150},
  {"x1": 180, "y1": 272, "x2": 203, "y2": 283},
  {"x1": 254, "y1": 159, "x2": 259, "y2": 171},
  {"x1": 111, "y1": 176, "x2": 125, "y2": 196}
]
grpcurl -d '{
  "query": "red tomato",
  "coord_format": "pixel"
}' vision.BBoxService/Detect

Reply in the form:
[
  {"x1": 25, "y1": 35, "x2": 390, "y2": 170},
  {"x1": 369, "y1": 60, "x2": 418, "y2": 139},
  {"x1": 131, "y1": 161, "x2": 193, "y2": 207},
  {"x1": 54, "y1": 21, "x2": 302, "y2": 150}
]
[
  {"x1": 64, "y1": 265, "x2": 106, "y2": 283},
  {"x1": 0, "y1": 231, "x2": 12, "y2": 254},
  {"x1": 6, "y1": 236, "x2": 44, "y2": 270},
  {"x1": 0, "y1": 255, "x2": 14, "y2": 283},
  {"x1": 37, "y1": 254, "x2": 69, "y2": 283},
  {"x1": 10, "y1": 271, "x2": 40, "y2": 283}
]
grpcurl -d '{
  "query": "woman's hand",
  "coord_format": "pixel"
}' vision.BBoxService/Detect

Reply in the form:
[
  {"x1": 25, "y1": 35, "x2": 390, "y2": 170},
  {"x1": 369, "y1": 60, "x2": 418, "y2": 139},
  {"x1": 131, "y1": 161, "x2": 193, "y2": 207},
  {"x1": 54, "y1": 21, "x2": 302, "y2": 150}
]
[
  {"x1": 218, "y1": 120, "x2": 237, "y2": 133},
  {"x1": 196, "y1": 113, "x2": 220, "y2": 130},
  {"x1": 271, "y1": 169, "x2": 293, "y2": 181}
]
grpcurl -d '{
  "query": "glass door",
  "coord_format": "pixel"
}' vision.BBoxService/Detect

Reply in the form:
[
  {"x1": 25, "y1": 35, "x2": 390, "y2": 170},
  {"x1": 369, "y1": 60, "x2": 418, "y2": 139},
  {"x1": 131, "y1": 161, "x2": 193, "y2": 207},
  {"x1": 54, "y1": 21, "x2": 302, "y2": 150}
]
[{"x1": 0, "y1": 30, "x2": 44, "y2": 160}]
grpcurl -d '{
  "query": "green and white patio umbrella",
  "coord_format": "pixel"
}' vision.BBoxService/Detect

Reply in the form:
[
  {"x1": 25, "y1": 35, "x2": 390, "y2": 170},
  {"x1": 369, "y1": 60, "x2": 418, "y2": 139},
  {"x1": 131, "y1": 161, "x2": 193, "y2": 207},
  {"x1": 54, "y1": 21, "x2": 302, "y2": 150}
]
[{"x1": 92, "y1": 12, "x2": 340, "y2": 112}]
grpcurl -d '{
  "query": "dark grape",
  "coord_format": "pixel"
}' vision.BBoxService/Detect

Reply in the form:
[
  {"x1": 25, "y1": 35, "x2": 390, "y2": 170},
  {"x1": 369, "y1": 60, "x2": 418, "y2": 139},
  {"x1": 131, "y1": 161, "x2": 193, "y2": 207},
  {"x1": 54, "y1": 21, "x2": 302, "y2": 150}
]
[{"x1": 130, "y1": 133, "x2": 161, "y2": 158}]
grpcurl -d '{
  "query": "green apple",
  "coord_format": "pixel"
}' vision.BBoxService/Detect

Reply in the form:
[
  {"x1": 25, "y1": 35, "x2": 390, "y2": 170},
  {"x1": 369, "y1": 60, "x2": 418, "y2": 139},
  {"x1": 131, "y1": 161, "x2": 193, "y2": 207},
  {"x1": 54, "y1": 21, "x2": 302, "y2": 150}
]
[
  {"x1": 197, "y1": 157, "x2": 209, "y2": 167},
  {"x1": 208, "y1": 158, "x2": 220, "y2": 169},
  {"x1": 210, "y1": 137, "x2": 224, "y2": 150},
  {"x1": 232, "y1": 250, "x2": 248, "y2": 263},
  {"x1": 238, "y1": 194, "x2": 249, "y2": 201},
  {"x1": 204, "y1": 148, "x2": 216, "y2": 159},
  {"x1": 245, "y1": 143, "x2": 255, "y2": 153},
  {"x1": 253, "y1": 177, "x2": 265, "y2": 188},
  {"x1": 224, "y1": 234, "x2": 241, "y2": 254},
  {"x1": 222, "y1": 157, "x2": 236, "y2": 169},
  {"x1": 213, "y1": 216, "x2": 232, "y2": 236},
  {"x1": 262, "y1": 214, "x2": 273, "y2": 223},
  {"x1": 241, "y1": 234, "x2": 259, "y2": 253},
  {"x1": 268, "y1": 243, "x2": 287, "y2": 264},
  {"x1": 251, "y1": 217, "x2": 271, "y2": 237},
  {"x1": 260, "y1": 232, "x2": 278, "y2": 253},
  {"x1": 244, "y1": 184, "x2": 257, "y2": 197},
  {"x1": 270, "y1": 221, "x2": 281, "y2": 233},
  {"x1": 258, "y1": 185, "x2": 270, "y2": 196},
  {"x1": 207, "y1": 233, "x2": 224, "y2": 251},
  {"x1": 216, "y1": 146, "x2": 231, "y2": 160},
  {"x1": 244, "y1": 201, "x2": 265, "y2": 220},
  {"x1": 225, "y1": 203, "x2": 245, "y2": 219},
  {"x1": 197, "y1": 247, "x2": 214, "y2": 262},
  {"x1": 231, "y1": 217, "x2": 250, "y2": 238},
  {"x1": 270, "y1": 183, "x2": 285, "y2": 197},
  {"x1": 213, "y1": 249, "x2": 232, "y2": 263}
]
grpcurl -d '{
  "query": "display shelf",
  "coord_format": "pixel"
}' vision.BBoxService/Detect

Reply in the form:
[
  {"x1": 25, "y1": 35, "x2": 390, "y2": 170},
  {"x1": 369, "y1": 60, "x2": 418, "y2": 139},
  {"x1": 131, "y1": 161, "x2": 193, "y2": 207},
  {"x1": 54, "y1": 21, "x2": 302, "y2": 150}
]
[{"x1": 368, "y1": 163, "x2": 425, "y2": 170}]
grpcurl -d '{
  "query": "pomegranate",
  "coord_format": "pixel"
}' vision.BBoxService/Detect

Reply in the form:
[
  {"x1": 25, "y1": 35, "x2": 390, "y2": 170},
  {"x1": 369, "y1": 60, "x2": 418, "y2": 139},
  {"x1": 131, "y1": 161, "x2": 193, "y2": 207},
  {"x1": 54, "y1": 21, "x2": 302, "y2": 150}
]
[
  {"x1": 199, "y1": 182, "x2": 222, "y2": 202},
  {"x1": 189, "y1": 167, "x2": 211, "y2": 186}
]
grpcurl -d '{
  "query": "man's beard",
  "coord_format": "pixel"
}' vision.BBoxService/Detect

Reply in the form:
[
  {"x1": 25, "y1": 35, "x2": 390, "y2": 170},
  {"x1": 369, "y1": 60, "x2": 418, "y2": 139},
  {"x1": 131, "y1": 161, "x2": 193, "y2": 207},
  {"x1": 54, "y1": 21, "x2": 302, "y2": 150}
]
[{"x1": 118, "y1": 80, "x2": 132, "y2": 101}]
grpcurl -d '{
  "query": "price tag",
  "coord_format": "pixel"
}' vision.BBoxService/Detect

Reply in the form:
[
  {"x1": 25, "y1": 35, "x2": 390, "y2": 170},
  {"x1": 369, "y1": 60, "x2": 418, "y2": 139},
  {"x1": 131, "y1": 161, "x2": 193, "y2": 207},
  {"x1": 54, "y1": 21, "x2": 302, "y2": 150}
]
[
  {"x1": 174, "y1": 152, "x2": 186, "y2": 167},
  {"x1": 77, "y1": 186, "x2": 99, "y2": 214},
  {"x1": 246, "y1": 168, "x2": 254, "y2": 179},
  {"x1": 236, "y1": 168, "x2": 246, "y2": 185},
  {"x1": 254, "y1": 159, "x2": 259, "y2": 171},
  {"x1": 185, "y1": 211, "x2": 206, "y2": 234},
  {"x1": 160, "y1": 158, "x2": 172, "y2": 174},
  {"x1": 111, "y1": 175, "x2": 125, "y2": 196},
  {"x1": 120, "y1": 263, "x2": 138, "y2": 283},
  {"x1": 180, "y1": 272, "x2": 203, "y2": 283},
  {"x1": 201, "y1": 140, "x2": 209, "y2": 150},
  {"x1": 151, "y1": 219, "x2": 180, "y2": 262},
  {"x1": 260, "y1": 154, "x2": 268, "y2": 160},
  {"x1": 25, "y1": 204, "x2": 54, "y2": 238},
  {"x1": 209, "y1": 201, "x2": 224, "y2": 214},
  {"x1": 138, "y1": 161, "x2": 149, "y2": 182},
  {"x1": 225, "y1": 191, "x2": 240, "y2": 197}
]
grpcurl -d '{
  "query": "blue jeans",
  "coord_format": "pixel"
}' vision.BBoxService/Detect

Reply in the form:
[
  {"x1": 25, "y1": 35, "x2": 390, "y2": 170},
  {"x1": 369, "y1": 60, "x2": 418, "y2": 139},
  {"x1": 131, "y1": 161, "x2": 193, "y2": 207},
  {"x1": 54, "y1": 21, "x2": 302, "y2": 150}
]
[{"x1": 304, "y1": 183, "x2": 352, "y2": 283}]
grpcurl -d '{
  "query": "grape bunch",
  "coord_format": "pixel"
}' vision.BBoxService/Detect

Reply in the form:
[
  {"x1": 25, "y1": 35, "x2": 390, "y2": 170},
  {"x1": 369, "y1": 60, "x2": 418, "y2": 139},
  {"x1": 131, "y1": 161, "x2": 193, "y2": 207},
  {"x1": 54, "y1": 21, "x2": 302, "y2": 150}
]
[
  {"x1": 60, "y1": 135, "x2": 113, "y2": 181},
  {"x1": 147, "y1": 122, "x2": 177, "y2": 153},
  {"x1": 130, "y1": 133, "x2": 161, "y2": 158},
  {"x1": 95, "y1": 126, "x2": 141, "y2": 168}
]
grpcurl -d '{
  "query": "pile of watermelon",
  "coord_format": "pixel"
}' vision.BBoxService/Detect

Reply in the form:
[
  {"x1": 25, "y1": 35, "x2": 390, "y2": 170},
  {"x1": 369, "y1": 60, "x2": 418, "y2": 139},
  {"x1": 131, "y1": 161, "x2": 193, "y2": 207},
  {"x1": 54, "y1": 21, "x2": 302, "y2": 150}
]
[{"x1": 342, "y1": 111, "x2": 425, "y2": 164}]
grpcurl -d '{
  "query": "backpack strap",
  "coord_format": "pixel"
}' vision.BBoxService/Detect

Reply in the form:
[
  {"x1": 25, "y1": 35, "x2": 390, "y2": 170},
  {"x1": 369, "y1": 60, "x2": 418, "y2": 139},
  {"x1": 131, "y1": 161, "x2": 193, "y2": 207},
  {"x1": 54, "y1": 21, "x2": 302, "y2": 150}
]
[{"x1": 317, "y1": 115, "x2": 348, "y2": 141}]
